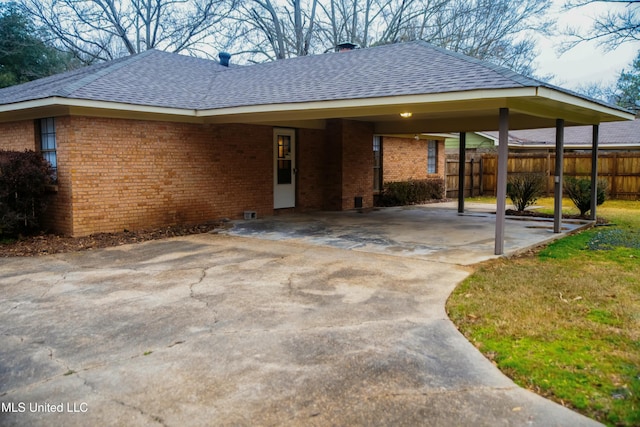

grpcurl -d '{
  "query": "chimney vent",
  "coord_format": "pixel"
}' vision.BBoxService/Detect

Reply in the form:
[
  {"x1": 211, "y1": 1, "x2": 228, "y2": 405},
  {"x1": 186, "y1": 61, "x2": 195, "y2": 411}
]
[
  {"x1": 219, "y1": 52, "x2": 231, "y2": 67},
  {"x1": 336, "y1": 42, "x2": 358, "y2": 52}
]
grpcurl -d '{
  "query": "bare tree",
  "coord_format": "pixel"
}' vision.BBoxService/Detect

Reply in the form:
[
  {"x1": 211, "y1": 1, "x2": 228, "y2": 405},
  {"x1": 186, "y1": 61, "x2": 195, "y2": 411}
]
[
  {"x1": 401, "y1": 0, "x2": 553, "y2": 76},
  {"x1": 233, "y1": 0, "x2": 319, "y2": 61},
  {"x1": 19, "y1": 0, "x2": 237, "y2": 63},
  {"x1": 563, "y1": 0, "x2": 640, "y2": 50}
]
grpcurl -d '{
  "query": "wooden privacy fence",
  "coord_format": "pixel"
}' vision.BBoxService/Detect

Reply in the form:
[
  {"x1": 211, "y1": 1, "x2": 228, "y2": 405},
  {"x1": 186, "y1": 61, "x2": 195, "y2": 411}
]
[
  {"x1": 445, "y1": 157, "x2": 484, "y2": 198},
  {"x1": 480, "y1": 153, "x2": 640, "y2": 200}
]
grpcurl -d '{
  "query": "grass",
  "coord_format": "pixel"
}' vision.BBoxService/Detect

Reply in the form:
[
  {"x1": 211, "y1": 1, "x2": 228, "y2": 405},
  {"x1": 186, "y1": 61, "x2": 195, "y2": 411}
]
[{"x1": 447, "y1": 198, "x2": 640, "y2": 426}]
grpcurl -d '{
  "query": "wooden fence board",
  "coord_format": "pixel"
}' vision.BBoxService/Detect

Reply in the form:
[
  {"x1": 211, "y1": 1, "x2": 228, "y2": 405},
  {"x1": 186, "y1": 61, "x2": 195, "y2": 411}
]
[{"x1": 451, "y1": 153, "x2": 640, "y2": 200}]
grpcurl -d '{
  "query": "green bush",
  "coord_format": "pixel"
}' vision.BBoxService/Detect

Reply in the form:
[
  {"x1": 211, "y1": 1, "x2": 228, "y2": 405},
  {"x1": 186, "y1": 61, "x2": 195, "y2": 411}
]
[
  {"x1": 0, "y1": 150, "x2": 54, "y2": 237},
  {"x1": 377, "y1": 178, "x2": 445, "y2": 206},
  {"x1": 563, "y1": 176, "x2": 607, "y2": 217},
  {"x1": 506, "y1": 173, "x2": 546, "y2": 212}
]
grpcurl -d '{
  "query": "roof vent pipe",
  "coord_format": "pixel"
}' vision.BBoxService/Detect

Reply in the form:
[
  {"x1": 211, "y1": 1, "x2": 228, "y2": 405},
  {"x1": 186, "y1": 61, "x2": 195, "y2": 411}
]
[
  {"x1": 336, "y1": 42, "x2": 358, "y2": 52},
  {"x1": 219, "y1": 52, "x2": 231, "y2": 67}
]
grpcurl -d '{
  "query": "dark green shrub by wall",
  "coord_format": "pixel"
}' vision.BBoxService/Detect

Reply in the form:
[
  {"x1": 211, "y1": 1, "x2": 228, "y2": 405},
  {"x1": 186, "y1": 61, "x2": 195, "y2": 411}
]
[
  {"x1": 564, "y1": 176, "x2": 608, "y2": 217},
  {"x1": 0, "y1": 150, "x2": 54, "y2": 237},
  {"x1": 377, "y1": 178, "x2": 445, "y2": 207}
]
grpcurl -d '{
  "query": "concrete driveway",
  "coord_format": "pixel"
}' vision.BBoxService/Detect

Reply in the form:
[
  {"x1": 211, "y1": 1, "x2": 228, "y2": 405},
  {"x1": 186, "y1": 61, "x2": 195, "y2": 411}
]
[{"x1": 0, "y1": 204, "x2": 599, "y2": 426}]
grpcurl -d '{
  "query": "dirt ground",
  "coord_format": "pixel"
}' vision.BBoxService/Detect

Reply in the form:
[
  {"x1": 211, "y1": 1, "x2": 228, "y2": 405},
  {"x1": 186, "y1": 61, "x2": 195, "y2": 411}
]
[{"x1": 0, "y1": 222, "x2": 225, "y2": 257}]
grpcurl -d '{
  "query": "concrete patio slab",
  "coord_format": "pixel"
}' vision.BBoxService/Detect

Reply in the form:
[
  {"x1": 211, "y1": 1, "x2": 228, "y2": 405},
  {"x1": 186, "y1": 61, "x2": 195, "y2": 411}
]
[
  {"x1": 0, "y1": 204, "x2": 600, "y2": 426},
  {"x1": 224, "y1": 202, "x2": 592, "y2": 265}
]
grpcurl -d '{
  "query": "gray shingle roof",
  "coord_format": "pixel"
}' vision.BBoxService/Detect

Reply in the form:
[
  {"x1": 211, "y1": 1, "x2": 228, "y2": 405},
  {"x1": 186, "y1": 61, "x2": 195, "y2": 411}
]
[
  {"x1": 0, "y1": 40, "x2": 614, "y2": 112},
  {"x1": 484, "y1": 119, "x2": 640, "y2": 146}
]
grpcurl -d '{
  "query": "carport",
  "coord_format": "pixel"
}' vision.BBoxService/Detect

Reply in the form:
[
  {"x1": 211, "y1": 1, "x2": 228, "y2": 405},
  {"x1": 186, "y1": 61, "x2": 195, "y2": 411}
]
[{"x1": 201, "y1": 43, "x2": 634, "y2": 254}]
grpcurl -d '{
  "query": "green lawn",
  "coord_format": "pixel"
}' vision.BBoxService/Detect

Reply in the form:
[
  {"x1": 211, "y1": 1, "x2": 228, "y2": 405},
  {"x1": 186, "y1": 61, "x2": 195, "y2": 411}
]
[{"x1": 447, "y1": 198, "x2": 640, "y2": 426}]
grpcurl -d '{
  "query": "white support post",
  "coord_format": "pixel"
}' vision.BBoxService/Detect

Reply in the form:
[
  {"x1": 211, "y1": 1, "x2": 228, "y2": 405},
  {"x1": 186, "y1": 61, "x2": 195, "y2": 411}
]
[{"x1": 495, "y1": 108, "x2": 509, "y2": 255}]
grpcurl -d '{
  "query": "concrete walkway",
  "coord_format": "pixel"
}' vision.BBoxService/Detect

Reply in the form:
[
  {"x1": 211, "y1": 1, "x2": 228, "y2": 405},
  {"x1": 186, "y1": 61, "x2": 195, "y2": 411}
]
[{"x1": 0, "y1": 204, "x2": 599, "y2": 426}]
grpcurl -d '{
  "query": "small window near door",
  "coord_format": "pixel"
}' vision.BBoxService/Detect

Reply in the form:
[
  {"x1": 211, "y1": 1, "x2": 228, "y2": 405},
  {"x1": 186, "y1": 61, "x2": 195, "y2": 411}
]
[
  {"x1": 373, "y1": 135, "x2": 382, "y2": 192},
  {"x1": 277, "y1": 135, "x2": 292, "y2": 184},
  {"x1": 427, "y1": 140, "x2": 437, "y2": 174},
  {"x1": 39, "y1": 118, "x2": 57, "y2": 178}
]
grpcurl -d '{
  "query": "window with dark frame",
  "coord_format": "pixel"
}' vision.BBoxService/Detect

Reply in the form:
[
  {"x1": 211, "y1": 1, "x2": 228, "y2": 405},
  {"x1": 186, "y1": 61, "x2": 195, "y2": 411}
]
[
  {"x1": 427, "y1": 140, "x2": 437, "y2": 174},
  {"x1": 39, "y1": 118, "x2": 57, "y2": 178},
  {"x1": 373, "y1": 135, "x2": 382, "y2": 192}
]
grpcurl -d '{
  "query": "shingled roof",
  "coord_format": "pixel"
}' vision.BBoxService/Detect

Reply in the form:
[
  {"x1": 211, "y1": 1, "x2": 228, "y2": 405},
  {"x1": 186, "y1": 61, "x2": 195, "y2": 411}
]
[
  {"x1": 0, "y1": 49, "x2": 227, "y2": 109},
  {"x1": 0, "y1": 40, "x2": 633, "y2": 131},
  {"x1": 483, "y1": 119, "x2": 640, "y2": 149},
  {"x1": 0, "y1": 41, "x2": 605, "y2": 110}
]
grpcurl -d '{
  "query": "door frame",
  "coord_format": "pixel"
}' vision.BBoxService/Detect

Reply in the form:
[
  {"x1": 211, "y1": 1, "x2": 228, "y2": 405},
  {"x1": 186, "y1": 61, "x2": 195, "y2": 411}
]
[{"x1": 273, "y1": 128, "x2": 296, "y2": 209}]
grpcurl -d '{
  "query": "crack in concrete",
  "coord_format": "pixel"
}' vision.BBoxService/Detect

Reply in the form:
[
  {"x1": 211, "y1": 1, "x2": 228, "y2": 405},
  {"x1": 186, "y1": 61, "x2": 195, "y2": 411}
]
[
  {"x1": 188, "y1": 268, "x2": 221, "y2": 326},
  {"x1": 387, "y1": 385, "x2": 519, "y2": 398},
  {"x1": 1, "y1": 337, "x2": 191, "y2": 397},
  {"x1": 113, "y1": 399, "x2": 167, "y2": 426},
  {"x1": 38, "y1": 271, "x2": 68, "y2": 300},
  {"x1": 48, "y1": 346, "x2": 72, "y2": 372},
  {"x1": 189, "y1": 268, "x2": 208, "y2": 306}
]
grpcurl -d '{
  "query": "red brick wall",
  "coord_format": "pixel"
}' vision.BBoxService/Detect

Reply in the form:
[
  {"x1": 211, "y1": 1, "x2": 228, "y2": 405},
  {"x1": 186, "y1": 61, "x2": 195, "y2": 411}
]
[
  {"x1": 297, "y1": 128, "x2": 325, "y2": 211},
  {"x1": 44, "y1": 116, "x2": 73, "y2": 234},
  {"x1": 2, "y1": 116, "x2": 385, "y2": 235},
  {"x1": 60, "y1": 117, "x2": 273, "y2": 236},
  {"x1": 323, "y1": 119, "x2": 344, "y2": 210},
  {"x1": 0, "y1": 120, "x2": 36, "y2": 151},
  {"x1": 342, "y1": 120, "x2": 374, "y2": 210},
  {"x1": 383, "y1": 137, "x2": 445, "y2": 182},
  {"x1": 322, "y1": 119, "x2": 374, "y2": 210}
]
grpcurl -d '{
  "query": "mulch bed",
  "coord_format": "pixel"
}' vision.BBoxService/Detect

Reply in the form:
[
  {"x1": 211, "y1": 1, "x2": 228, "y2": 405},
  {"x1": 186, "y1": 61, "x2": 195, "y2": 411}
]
[{"x1": 0, "y1": 222, "x2": 227, "y2": 257}]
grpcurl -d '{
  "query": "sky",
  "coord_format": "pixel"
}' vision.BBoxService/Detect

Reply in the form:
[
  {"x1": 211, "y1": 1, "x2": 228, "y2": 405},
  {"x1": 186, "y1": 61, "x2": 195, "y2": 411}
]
[{"x1": 536, "y1": 0, "x2": 640, "y2": 91}]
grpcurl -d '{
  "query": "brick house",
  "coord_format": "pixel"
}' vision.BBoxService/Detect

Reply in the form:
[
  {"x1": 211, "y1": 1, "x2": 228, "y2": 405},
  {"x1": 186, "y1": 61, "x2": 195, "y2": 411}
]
[{"x1": 0, "y1": 41, "x2": 632, "y2": 249}]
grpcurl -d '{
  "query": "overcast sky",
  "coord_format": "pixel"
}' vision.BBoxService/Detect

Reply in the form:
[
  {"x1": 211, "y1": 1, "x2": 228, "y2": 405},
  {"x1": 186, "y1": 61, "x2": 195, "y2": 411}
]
[{"x1": 536, "y1": 0, "x2": 640, "y2": 90}]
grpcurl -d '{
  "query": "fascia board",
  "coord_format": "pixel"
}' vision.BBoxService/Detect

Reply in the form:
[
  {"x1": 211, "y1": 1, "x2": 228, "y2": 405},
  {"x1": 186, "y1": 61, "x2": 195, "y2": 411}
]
[
  {"x1": 535, "y1": 87, "x2": 635, "y2": 121},
  {"x1": 0, "y1": 97, "x2": 197, "y2": 117},
  {"x1": 196, "y1": 88, "x2": 537, "y2": 118}
]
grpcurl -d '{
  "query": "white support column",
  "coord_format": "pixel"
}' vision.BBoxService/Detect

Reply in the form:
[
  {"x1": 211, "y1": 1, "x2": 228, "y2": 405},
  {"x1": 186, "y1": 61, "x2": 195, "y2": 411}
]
[
  {"x1": 458, "y1": 132, "x2": 466, "y2": 213},
  {"x1": 495, "y1": 108, "x2": 509, "y2": 255},
  {"x1": 590, "y1": 125, "x2": 600, "y2": 221},
  {"x1": 554, "y1": 119, "x2": 565, "y2": 233}
]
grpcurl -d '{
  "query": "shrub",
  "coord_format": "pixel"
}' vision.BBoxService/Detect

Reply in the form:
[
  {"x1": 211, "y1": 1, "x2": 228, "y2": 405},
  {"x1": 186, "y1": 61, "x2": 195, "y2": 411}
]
[
  {"x1": 377, "y1": 178, "x2": 445, "y2": 206},
  {"x1": 563, "y1": 176, "x2": 608, "y2": 217},
  {"x1": 0, "y1": 150, "x2": 54, "y2": 237},
  {"x1": 506, "y1": 173, "x2": 546, "y2": 212}
]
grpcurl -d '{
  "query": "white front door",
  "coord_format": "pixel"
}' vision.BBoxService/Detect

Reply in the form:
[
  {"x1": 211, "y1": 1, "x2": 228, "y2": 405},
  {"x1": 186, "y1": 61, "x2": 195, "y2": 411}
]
[{"x1": 274, "y1": 128, "x2": 296, "y2": 209}]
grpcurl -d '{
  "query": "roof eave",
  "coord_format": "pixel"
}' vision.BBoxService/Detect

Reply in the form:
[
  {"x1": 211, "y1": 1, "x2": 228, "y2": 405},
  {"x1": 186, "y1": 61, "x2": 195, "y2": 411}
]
[
  {"x1": 0, "y1": 97, "x2": 198, "y2": 123},
  {"x1": 0, "y1": 86, "x2": 634, "y2": 132}
]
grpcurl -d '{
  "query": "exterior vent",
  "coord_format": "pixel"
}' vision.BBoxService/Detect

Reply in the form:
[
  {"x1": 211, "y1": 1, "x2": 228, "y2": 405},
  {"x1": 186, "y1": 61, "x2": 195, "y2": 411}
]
[
  {"x1": 336, "y1": 42, "x2": 358, "y2": 52},
  {"x1": 219, "y1": 52, "x2": 231, "y2": 67}
]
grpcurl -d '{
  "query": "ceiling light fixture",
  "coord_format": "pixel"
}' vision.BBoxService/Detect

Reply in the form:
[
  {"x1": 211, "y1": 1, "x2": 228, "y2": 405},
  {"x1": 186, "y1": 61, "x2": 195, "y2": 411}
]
[{"x1": 400, "y1": 112, "x2": 412, "y2": 118}]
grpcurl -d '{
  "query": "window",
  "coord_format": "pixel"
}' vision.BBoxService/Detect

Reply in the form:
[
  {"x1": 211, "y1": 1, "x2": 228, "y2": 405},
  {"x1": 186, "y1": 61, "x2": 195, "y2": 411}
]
[
  {"x1": 39, "y1": 118, "x2": 57, "y2": 176},
  {"x1": 373, "y1": 135, "x2": 382, "y2": 192},
  {"x1": 277, "y1": 134, "x2": 292, "y2": 184},
  {"x1": 427, "y1": 140, "x2": 438, "y2": 174}
]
